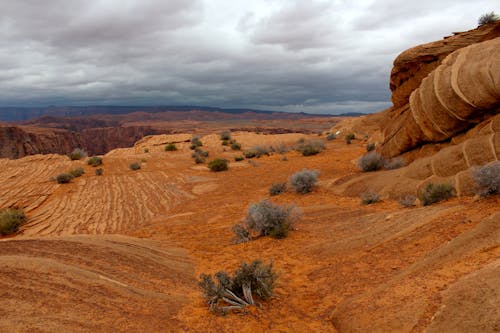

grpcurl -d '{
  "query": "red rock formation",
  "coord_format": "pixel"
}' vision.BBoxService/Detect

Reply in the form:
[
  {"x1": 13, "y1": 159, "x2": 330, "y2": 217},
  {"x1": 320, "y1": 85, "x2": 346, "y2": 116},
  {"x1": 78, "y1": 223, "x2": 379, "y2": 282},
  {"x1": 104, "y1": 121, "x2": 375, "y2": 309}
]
[
  {"x1": 390, "y1": 21, "x2": 500, "y2": 109},
  {"x1": 0, "y1": 125, "x2": 167, "y2": 159}
]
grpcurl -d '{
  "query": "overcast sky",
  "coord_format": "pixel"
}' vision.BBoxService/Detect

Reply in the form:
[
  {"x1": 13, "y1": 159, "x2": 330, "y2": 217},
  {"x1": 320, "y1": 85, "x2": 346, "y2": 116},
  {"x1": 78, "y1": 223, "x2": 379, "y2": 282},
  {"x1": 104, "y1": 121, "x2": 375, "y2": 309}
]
[{"x1": 0, "y1": 1, "x2": 495, "y2": 114}]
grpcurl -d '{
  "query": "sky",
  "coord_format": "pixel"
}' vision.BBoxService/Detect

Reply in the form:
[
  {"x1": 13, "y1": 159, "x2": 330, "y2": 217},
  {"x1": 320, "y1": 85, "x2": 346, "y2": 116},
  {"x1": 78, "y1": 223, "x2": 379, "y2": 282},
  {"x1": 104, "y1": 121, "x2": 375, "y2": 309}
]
[{"x1": 0, "y1": 0, "x2": 495, "y2": 114}]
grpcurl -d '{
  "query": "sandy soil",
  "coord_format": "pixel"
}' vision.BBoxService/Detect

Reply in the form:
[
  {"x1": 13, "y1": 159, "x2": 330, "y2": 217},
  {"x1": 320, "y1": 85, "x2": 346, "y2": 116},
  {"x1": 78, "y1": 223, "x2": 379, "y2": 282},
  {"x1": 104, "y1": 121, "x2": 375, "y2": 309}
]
[{"x1": 0, "y1": 130, "x2": 498, "y2": 332}]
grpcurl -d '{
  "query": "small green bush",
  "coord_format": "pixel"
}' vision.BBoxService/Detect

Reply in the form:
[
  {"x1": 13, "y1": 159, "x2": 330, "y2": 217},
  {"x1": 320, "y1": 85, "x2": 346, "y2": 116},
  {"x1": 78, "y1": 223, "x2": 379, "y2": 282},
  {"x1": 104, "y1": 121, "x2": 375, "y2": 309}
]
[
  {"x1": 69, "y1": 167, "x2": 84, "y2": 178},
  {"x1": 419, "y1": 183, "x2": 454, "y2": 206},
  {"x1": 289, "y1": 169, "x2": 319, "y2": 194},
  {"x1": 472, "y1": 161, "x2": 500, "y2": 196},
  {"x1": 345, "y1": 133, "x2": 355, "y2": 142},
  {"x1": 56, "y1": 173, "x2": 73, "y2": 184},
  {"x1": 360, "y1": 191, "x2": 380, "y2": 205},
  {"x1": 129, "y1": 162, "x2": 141, "y2": 171},
  {"x1": 243, "y1": 146, "x2": 270, "y2": 159},
  {"x1": 295, "y1": 140, "x2": 325, "y2": 156},
  {"x1": 165, "y1": 143, "x2": 177, "y2": 151},
  {"x1": 0, "y1": 208, "x2": 26, "y2": 235},
  {"x1": 269, "y1": 182, "x2": 287, "y2": 196},
  {"x1": 478, "y1": 12, "x2": 499, "y2": 26},
  {"x1": 69, "y1": 148, "x2": 86, "y2": 160},
  {"x1": 366, "y1": 143, "x2": 375, "y2": 152},
  {"x1": 220, "y1": 131, "x2": 231, "y2": 141},
  {"x1": 208, "y1": 158, "x2": 228, "y2": 172},
  {"x1": 358, "y1": 152, "x2": 384, "y2": 172},
  {"x1": 326, "y1": 133, "x2": 336, "y2": 141},
  {"x1": 234, "y1": 156, "x2": 244, "y2": 162},
  {"x1": 143, "y1": 148, "x2": 149, "y2": 153},
  {"x1": 230, "y1": 142, "x2": 241, "y2": 150},
  {"x1": 87, "y1": 156, "x2": 103, "y2": 167},
  {"x1": 95, "y1": 168, "x2": 104, "y2": 176},
  {"x1": 191, "y1": 136, "x2": 203, "y2": 148}
]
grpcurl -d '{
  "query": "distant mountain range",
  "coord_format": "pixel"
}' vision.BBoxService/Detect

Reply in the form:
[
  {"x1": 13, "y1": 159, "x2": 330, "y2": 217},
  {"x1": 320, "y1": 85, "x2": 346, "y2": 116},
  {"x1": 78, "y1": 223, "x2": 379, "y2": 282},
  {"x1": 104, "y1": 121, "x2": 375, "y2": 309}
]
[{"x1": 0, "y1": 105, "x2": 364, "y2": 122}]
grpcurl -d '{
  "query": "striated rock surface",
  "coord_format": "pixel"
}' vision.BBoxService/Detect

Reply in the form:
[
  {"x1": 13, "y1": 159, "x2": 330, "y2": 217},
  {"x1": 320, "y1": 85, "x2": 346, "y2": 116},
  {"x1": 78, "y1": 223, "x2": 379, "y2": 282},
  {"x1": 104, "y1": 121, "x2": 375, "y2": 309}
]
[
  {"x1": 0, "y1": 235, "x2": 194, "y2": 332},
  {"x1": 381, "y1": 36, "x2": 500, "y2": 158},
  {"x1": 390, "y1": 21, "x2": 500, "y2": 109}
]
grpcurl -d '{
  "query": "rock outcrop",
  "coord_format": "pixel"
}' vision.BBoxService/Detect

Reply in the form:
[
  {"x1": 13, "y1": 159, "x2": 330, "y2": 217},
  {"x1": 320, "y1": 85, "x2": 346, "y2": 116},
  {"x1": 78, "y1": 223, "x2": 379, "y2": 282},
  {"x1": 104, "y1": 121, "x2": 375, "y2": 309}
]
[
  {"x1": 381, "y1": 36, "x2": 500, "y2": 158},
  {"x1": 0, "y1": 125, "x2": 167, "y2": 159}
]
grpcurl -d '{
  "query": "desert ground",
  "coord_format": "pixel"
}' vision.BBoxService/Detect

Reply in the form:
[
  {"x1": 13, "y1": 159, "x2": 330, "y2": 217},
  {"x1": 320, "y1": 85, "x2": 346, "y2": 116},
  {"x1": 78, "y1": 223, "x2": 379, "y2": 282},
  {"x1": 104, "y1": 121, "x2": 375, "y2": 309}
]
[{"x1": 1, "y1": 129, "x2": 498, "y2": 332}]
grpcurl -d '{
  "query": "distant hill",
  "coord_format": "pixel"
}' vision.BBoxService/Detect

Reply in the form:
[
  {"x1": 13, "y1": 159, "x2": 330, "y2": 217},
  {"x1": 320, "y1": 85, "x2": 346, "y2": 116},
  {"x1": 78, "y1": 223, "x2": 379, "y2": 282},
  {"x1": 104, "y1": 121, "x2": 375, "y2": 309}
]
[{"x1": 0, "y1": 105, "x2": 338, "y2": 122}]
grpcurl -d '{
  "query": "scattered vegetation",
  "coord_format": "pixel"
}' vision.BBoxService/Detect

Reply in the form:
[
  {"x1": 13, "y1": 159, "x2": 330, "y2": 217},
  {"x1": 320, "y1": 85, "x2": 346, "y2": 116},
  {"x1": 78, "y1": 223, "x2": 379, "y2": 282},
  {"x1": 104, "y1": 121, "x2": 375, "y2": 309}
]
[
  {"x1": 220, "y1": 131, "x2": 232, "y2": 141},
  {"x1": 129, "y1": 162, "x2": 141, "y2": 171},
  {"x1": 95, "y1": 168, "x2": 104, "y2": 176},
  {"x1": 358, "y1": 152, "x2": 384, "y2": 172},
  {"x1": 56, "y1": 173, "x2": 73, "y2": 184},
  {"x1": 345, "y1": 133, "x2": 355, "y2": 144},
  {"x1": 0, "y1": 208, "x2": 26, "y2": 236},
  {"x1": 243, "y1": 146, "x2": 270, "y2": 159},
  {"x1": 69, "y1": 167, "x2": 84, "y2": 178},
  {"x1": 269, "y1": 182, "x2": 287, "y2": 196},
  {"x1": 199, "y1": 260, "x2": 277, "y2": 315},
  {"x1": 269, "y1": 143, "x2": 289, "y2": 154},
  {"x1": 190, "y1": 136, "x2": 203, "y2": 149},
  {"x1": 165, "y1": 143, "x2": 177, "y2": 151},
  {"x1": 69, "y1": 148, "x2": 87, "y2": 160},
  {"x1": 289, "y1": 169, "x2": 319, "y2": 194},
  {"x1": 87, "y1": 156, "x2": 103, "y2": 167},
  {"x1": 230, "y1": 141, "x2": 241, "y2": 150},
  {"x1": 384, "y1": 158, "x2": 405, "y2": 170},
  {"x1": 233, "y1": 200, "x2": 301, "y2": 242},
  {"x1": 472, "y1": 161, "x2": 500, "y2": 197},
  {"x1": 208, "y1": 158, "x2": 228, "y2": 172},
  {"x1": 478, "y1": 11, "x2": 499, "y2": 26},
  {"x1": 399, "y1": 195, "x2": 416, "y2": 207},
  {"x1": 144, "y1": 148, "x2": 149, "y2": 153},
  {"x1": 192, "y1": 148, "x2": 209, "y2": 164},
  {"x1": 360, "y1": 191, "x2": 380, "y2": 205},
  {"x1": 366, "y1": 143, "x2": 375, "y2": 152},
  {"x1": 419, "y1": 183, "x2": 455, "y2": 206},
  {"x1": 232, "y1": 224, "x2": 251, "y2": 244},
  {"x1": 295, "y1": 139, "x2": 325, "y2": 156},
  {"x1": 221, "y1": 140, "x2": 229, "y2": 146},
  {"x1": 234, "y1": 156, "x2": 244, "y2": 162},
  {"x1": 326, "y1": 133, "x2": 336, "y2": 141}
]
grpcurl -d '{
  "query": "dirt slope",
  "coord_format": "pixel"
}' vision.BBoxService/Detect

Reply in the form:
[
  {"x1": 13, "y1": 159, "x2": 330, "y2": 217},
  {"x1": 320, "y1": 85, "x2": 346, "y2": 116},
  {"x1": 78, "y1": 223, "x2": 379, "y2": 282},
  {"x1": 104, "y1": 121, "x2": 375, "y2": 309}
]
[
  {"x1": 0, "y1": 235, "x2": 195, "y2": 332},
  {"x1": 0, "y1": 131, "x2": 498, "y2": 332}
]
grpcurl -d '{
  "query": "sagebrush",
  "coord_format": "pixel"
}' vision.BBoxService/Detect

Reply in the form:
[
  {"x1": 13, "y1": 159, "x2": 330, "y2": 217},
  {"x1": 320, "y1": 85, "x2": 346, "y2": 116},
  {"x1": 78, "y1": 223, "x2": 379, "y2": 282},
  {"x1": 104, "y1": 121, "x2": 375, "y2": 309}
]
[
  {"x1": 87, "y1": 156, "x2": 103, "y2": 167},
  {"x1": 472, "y1": 161, "x2": 500, "y2": 196},
  {"x1": 358, "y1": 152, "x2": 384, "y2": 172},
  {"x1": 0, "y1": 208, "x2": 26, "y2": 235},
  {"x1": 289, "y1": 169, "x2": 319, "y2": 194},
  {"x1": 269, "y1": 182, "x2": 287, "y2": 196},
  {"x1": 237, "y1": 199, "x2": 301, "y2": 240},
  {"x1": 419, "y1": 183, "x2": 454, "y2": 206}
]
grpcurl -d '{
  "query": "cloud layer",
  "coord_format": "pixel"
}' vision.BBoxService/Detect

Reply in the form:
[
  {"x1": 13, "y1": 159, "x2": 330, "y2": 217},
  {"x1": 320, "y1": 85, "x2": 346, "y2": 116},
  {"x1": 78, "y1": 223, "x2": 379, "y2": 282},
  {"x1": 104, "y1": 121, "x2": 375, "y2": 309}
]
[{"x1": 0, "y1": 0, "x2": 495, "y2": 114}]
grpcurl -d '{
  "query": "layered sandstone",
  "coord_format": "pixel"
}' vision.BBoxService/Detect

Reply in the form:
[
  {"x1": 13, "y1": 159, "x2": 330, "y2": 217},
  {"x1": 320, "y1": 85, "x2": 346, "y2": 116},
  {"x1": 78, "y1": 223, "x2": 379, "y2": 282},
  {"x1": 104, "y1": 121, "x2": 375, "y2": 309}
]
[{"x1": 381, "y1": 36, "x2": 500, "y2": 158}]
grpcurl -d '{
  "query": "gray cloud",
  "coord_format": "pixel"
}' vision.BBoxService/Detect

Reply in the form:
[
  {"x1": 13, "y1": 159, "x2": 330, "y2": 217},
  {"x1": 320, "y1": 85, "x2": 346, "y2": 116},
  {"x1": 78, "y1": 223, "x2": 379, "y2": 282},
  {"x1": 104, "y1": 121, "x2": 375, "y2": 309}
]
[{"x1": 0, "y1": 0, "x2": 496, "y2": 114}]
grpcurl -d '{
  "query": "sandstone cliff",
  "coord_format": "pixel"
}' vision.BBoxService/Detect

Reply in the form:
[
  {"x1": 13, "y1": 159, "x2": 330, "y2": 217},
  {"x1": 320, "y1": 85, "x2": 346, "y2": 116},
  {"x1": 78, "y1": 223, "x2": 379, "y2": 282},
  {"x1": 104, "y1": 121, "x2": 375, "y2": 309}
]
[{"x1": 0, "y1": 125, "x2": 167, "y2": 159}]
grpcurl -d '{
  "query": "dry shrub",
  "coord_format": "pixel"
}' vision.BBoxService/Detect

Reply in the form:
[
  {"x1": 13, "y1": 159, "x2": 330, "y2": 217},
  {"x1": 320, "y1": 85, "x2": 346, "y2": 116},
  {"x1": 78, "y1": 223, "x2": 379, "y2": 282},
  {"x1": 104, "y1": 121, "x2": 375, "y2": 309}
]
[
  {"x1": 419, "y1": 183, "x2": 454, "y2": 206},
  {"x1": 472, "y1": 161, "x2": 500, "y2": 197},
  {"x1": 199, "y1": 260, "x2": 277, "y2": 315},
  {"x1": 269, "y1": 182, "x2": 287, "y2": 196},
  {"x1": 236, "y1": 200, "x2": 301, "y2": 240},
  {"x1": 289, "y1": 169, "x2": 319, "y2": 194},
  {"x1": 87, "y1": 156, "x2": 103, "y2": 167},
  {"x1": 0, "y1": 208, "x2": 26, "y2": 235},
  {"x1": 208, "y1": 158, "x2": 228, "y2": 172},
  {"x1": 360, "y1": 191, "x2": 380, "y2": 205},
  {"x1": 69, "y1": 148, "x2": 86, "y2": 160},
  {"x1": 358, "y1": 152, "x2": 384, "y2": 172}
]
